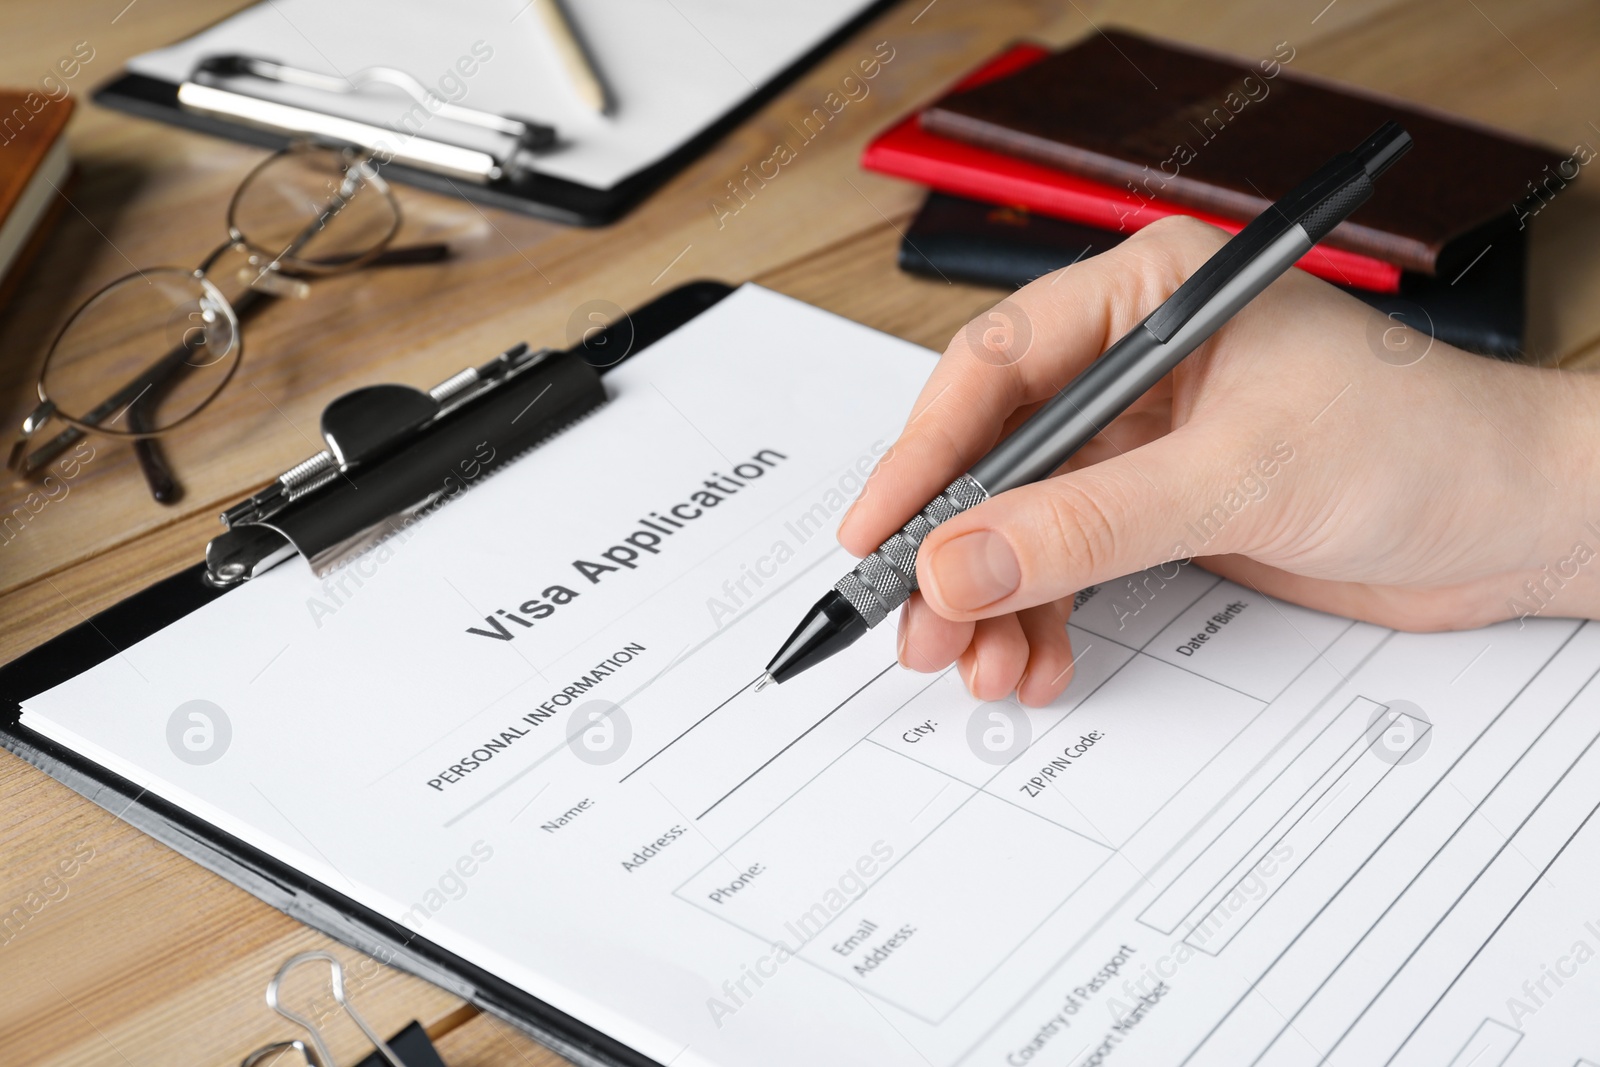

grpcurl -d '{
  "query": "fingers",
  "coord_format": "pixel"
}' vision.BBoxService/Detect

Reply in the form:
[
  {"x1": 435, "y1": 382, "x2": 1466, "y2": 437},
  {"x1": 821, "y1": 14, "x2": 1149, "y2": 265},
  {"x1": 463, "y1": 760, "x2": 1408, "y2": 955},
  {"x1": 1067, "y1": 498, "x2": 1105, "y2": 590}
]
[
  {"x1": 897, "y1": 592, "x2": 973, "y2": 671},
  {"x1": 957, "y1": 614, "x2": 1029, "y2": 701},
  {"x1": 900, "y1": 593, "x2": 1074, "y2": 707},
  {"x1": 838, "y1": 217, "x2": 1228, "y2": 557},
  {"x1": 1016, "y1": 601, "x2": 1075, "y2": 707},
  {"x1": 917, "y1": 426, "x2": 1243, "y2": 621}
]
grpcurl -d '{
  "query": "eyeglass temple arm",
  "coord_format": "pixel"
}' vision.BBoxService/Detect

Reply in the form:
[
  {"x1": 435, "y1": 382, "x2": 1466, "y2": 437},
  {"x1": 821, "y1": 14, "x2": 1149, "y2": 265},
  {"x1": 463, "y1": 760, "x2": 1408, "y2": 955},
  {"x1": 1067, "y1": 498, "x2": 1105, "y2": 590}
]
[
  {"x1": 126, "y1": 352, "x2": 206, "y2": 503},
  {"x1": 371, "y1": 242, "x2": 449, "y2": 265},
  {"x1": 15, "y1": 331, "x2": 202, "y2": 477},
  {"x1": 17, "y1": 240, "x2": 451, "y2": 479},
  {"x1": 132, "y1": 435, "x2": 179, "y2": 504}
]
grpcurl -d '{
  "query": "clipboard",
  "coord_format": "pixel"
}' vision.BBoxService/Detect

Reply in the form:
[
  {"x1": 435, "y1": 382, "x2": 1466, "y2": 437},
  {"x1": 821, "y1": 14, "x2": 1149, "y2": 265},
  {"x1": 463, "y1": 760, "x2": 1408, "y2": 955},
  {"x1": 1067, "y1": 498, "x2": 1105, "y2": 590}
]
[
  {"x1": 0, "y1": 280, "x2": 735, "y2": 1067},
  {"x1": 92, "y1": 0, "x2": 897, "y2": 226}
]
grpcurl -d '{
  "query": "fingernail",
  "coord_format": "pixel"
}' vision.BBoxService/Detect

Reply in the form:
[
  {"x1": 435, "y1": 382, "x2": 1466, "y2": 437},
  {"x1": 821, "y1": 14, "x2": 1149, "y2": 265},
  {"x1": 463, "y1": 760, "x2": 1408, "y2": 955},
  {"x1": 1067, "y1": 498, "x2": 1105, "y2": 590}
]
[
  {"x1": 896, "y1": 619, "x2": 909, "y2": 666},
  {"x1": 926, "y1": 530, "x2": 1020, "y2": 611}
]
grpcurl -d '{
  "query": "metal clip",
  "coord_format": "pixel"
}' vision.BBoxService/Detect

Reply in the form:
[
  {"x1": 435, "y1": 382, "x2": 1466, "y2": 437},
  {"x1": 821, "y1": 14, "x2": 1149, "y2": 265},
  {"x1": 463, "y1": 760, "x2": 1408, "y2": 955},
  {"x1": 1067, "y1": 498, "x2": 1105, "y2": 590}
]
[
  {"x1": 241, "y1": 1039, "x2": 317, "y2": 1067},
  {"x1": 183, "y1": 54, "x2": 557, "y2": 184},
  {"x1": 256, "y1": 951, "x2": 406, "y2": 1067}
]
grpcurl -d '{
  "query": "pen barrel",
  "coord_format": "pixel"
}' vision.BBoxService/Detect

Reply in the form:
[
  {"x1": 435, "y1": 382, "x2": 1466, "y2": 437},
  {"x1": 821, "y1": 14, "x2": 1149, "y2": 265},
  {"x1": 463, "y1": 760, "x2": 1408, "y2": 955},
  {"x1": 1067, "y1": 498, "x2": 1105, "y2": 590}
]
[
  {"x1": 968, "y1": 222, "x2": 1314, "y2": 497},
  {"x1": 831, "y1": 222, "x2": 1312, "y2": 629}
]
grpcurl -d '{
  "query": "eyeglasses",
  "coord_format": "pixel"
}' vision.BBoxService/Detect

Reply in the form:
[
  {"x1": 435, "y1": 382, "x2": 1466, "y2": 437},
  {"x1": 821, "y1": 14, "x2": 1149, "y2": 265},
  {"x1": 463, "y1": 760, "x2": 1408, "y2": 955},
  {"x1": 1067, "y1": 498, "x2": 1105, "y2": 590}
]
[{"x1": 6, "y1": 142, "x2": 447, "y2": 503}]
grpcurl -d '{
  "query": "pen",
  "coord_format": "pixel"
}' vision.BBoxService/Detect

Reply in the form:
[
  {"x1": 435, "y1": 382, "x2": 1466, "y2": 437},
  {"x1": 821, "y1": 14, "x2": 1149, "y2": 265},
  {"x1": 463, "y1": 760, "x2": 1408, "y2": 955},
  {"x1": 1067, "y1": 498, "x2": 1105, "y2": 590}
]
[{"x1": 756, "y1": 121, "x2": 1413, "y2": 691}]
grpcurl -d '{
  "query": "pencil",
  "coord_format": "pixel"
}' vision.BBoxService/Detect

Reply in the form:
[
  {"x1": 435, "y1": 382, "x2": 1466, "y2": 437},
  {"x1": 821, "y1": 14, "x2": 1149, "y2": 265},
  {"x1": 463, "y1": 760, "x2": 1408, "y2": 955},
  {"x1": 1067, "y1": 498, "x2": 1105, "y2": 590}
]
[{"x1": 533, "y1": 0, "x2": 611, "y2": 115}]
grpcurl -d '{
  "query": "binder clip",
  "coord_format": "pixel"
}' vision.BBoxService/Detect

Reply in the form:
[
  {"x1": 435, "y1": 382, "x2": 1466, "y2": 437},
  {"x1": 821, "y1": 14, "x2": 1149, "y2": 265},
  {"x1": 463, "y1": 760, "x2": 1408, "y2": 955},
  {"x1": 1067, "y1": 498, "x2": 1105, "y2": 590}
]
[
  {"x1": 240, "y1": 951, "x2": 449, "y2": 1067},
  {"x1": 204, "y1": 340, "x2": 606, "y2": 587}
]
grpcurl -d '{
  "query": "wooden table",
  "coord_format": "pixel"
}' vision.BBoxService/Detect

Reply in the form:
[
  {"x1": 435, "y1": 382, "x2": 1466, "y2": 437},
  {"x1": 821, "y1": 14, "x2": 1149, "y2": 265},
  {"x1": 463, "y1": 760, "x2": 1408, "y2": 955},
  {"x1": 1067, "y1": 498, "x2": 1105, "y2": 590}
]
[{"x1": 3, "y1": 0, "x2": 1598, "y2": 1063}]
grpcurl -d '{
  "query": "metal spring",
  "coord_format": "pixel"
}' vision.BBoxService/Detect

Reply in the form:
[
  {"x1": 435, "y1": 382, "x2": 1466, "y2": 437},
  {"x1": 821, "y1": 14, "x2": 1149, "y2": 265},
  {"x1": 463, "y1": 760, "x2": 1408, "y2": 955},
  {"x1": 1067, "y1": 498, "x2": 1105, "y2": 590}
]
[
  {"x1": 279, "y1": 450, "x2": 335, "y2": 493},
  {"x1": 429, "y1": 367, "x2": 480, "y2": 403},
  {"x1": 285, "y1": 465, "x2": 341, "y2": 501}
]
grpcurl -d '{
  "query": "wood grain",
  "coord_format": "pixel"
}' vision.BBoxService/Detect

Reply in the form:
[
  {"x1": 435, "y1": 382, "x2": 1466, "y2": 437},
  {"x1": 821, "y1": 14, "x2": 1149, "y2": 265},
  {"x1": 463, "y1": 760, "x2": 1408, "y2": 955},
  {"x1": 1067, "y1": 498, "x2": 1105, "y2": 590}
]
[{"x1": 2, "y1": 0, "x2": 1598, "y2": 1064}]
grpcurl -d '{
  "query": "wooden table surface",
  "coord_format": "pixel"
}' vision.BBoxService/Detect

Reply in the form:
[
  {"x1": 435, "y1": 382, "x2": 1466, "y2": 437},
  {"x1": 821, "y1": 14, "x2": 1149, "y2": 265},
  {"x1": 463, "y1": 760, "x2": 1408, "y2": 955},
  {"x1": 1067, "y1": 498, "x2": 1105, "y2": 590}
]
[{"x1": 3, "y1": 0, "x2": 1599, "y2": 1063}]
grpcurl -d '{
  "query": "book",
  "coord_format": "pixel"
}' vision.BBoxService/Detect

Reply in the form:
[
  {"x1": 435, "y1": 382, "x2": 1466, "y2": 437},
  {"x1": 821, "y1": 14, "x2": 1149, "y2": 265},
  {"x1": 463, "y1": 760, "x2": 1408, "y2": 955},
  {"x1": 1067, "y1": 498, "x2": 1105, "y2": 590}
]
[
  {"x1": 897, "y1": 193, "x2": 1525, "y2": 359},
  {"x1": 861, "y1": 45, "x2": 1402, "y2": 293},
  {"x1": 0, "y1": 92, "x2": 72, "y2": 312},
  {"x1": 921, "y1": 30, "x2": 1568, "y2": 276}
]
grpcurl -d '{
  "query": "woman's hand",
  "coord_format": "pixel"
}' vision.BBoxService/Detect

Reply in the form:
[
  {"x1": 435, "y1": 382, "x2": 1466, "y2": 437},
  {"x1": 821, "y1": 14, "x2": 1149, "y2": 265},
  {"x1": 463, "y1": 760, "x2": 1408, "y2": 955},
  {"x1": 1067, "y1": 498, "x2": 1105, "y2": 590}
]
[{"x1": 837, "y1": 216, "x2": 1600, "y2": 707}]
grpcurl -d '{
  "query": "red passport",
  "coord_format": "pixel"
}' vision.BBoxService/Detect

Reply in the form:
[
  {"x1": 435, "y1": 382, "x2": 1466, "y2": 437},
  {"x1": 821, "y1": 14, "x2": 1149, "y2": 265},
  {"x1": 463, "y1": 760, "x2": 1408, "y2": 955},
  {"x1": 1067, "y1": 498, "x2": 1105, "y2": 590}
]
[{"x1": 861, "y1": 46, "x2": 1402, "y2": 293}]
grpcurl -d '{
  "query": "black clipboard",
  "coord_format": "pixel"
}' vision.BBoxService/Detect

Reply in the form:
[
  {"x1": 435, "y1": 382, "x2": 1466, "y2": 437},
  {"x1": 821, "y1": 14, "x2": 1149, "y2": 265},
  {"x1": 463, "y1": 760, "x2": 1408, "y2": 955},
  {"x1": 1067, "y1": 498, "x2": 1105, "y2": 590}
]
[
  {"x1": 92, "y1": 0, "x2": 896, "y2": 226},
  {"x1": 0, "y1": 280, "x2": 734, "y2": 1067}
]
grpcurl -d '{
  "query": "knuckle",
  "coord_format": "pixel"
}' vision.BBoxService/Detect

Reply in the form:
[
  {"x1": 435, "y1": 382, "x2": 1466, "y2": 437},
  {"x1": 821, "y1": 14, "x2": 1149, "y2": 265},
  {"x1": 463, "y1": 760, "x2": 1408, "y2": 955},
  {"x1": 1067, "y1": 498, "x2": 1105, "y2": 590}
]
[
  {"x1": 944, "y1": 313, "x2": 1035, "y2": 384},
  {"x1": 928, "y1": 419, "x2": 982, "y2": 473},
  {"x1": 1128, "y1": 217, "x2": 1227, "y2": 278},
  {"x1": 1138, "y1": 213, "x2": 1229, "y2": 247},
  {"x1": 1038, "y1": 480, "x2": 1123, "y2": 581},
  {"x1": 1099, "y1": 218, "x2": 1228, "y2": 339}
]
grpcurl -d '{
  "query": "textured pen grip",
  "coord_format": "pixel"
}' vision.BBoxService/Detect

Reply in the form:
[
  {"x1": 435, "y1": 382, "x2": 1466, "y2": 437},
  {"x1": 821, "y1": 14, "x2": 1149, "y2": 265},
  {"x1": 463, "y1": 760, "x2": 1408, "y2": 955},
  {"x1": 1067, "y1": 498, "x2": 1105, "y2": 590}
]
[{"x1": 833, "y1": 474, "x2": 989, "y2": 627}]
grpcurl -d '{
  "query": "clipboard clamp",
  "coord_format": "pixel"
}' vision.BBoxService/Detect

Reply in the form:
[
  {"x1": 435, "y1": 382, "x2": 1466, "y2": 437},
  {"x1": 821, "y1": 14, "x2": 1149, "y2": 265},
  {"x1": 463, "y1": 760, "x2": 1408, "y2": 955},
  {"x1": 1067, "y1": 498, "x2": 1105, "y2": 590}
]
[
  {"x1": 180, "y1": 54, "x2": 557, "y2": 184},
  {"x1": 205, "y1": 339, "x2": 607, "y2": 588}
]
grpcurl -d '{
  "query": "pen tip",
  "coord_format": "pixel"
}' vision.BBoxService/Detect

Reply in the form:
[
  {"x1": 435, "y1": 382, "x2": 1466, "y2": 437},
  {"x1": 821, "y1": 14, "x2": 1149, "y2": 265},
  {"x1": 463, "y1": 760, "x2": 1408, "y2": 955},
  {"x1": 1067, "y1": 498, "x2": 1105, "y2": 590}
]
[{"x1": 753, "y1": 672, "x2": 775, "y2": 693}]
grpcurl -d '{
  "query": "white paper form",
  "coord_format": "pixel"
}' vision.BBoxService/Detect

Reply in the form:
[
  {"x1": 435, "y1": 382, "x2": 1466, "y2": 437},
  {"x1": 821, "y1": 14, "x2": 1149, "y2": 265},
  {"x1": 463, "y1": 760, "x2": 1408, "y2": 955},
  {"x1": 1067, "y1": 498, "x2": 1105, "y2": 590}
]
[
  {"x1": 20, "y1": 286, "x2": 1600, "y2": 1066},
  {"x1": 124, "y1": 0, "x2": 878, "y2": 190}
]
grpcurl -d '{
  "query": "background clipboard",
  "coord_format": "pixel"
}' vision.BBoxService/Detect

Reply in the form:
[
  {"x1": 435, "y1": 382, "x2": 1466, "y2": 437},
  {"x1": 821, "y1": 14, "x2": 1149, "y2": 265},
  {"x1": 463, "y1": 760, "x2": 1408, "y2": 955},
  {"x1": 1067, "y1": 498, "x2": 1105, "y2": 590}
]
[
  {"x1": 0, "y1": 279, "x2": 735, "y2": 1067},
  {"x1": 93, "y1": 0, "x2": 897, "y2": 226}
]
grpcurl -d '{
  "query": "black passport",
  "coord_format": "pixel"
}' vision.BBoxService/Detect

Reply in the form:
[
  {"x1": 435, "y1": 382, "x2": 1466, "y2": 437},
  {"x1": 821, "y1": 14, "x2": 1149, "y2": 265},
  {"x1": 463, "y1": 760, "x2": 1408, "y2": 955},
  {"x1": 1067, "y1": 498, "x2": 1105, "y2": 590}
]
[{"x1": 897, "y1": 193, "x2": 1526, "y2": 360}]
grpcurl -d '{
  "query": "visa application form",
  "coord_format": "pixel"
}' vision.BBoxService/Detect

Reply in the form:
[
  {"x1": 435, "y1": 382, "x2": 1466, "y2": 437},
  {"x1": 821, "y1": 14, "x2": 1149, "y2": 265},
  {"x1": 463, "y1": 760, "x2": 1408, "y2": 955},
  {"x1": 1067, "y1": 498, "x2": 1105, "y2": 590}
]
[{"x1": 20, "y1": 286, "x2": 1600, "y2": 1066}]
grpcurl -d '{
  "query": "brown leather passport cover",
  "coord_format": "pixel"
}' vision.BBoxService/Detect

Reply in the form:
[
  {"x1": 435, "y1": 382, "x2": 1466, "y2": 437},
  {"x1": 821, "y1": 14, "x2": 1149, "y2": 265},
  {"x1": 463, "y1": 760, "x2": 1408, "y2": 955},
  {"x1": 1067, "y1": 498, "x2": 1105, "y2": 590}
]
[{"x1": 921, "y1": 31, "x2": 1566, "y2": 274}]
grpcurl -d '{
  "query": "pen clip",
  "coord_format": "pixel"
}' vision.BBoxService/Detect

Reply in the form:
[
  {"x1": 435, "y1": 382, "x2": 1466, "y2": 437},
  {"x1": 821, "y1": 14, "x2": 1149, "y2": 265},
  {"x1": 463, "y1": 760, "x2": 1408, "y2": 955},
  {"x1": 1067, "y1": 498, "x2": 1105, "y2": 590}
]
[{"x1": 1144, "y1": 122, "x2": 1412, "y2": 344}]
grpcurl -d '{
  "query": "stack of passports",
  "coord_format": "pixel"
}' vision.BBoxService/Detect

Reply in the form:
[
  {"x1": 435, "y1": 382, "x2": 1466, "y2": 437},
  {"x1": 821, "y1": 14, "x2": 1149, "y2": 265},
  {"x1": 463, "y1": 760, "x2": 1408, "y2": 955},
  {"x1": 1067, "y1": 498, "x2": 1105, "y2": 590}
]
[
  {"x1": 874, "y1": 30, "x2": 1569, "y2": 360},
  {"x1": 899, "y1": 194, "x2": 1527, "y2": 359}
]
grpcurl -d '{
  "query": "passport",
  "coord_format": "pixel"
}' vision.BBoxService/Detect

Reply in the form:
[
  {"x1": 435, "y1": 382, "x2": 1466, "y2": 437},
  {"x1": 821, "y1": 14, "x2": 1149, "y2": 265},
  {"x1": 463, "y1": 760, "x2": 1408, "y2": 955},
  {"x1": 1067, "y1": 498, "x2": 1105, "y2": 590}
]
[
  {"x1": 921, "y1": 30, "x2": 1569, "y2": 276},
  {"x1": 898, "y1": 193, "x2": 1526, "y2": 359}
]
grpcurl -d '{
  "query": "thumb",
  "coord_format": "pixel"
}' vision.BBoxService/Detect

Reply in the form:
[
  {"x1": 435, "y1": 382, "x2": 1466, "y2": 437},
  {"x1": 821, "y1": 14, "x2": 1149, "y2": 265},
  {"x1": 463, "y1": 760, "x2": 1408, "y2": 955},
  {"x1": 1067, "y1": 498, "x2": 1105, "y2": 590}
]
[{"x1": 915, "y1": 430, "x2": 1271, "y2": 620}]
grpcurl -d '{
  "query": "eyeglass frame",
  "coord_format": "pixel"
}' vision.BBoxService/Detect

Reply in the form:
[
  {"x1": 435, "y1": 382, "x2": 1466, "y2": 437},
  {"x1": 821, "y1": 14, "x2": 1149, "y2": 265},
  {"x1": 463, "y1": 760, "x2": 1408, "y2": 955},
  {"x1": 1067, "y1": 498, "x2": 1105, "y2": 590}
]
[{"x1": 6, "y1": 141, "x2": 443, "y2": 502}]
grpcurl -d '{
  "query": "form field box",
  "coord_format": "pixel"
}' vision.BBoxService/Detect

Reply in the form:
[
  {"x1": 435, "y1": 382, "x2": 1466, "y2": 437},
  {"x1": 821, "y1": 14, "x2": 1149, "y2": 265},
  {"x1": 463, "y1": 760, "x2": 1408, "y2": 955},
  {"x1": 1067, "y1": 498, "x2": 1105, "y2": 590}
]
[
  {"x1": 866, "y1": 634, "x2": 1133, "y2": 787},
  {"x1": 1140, "y1": 697, "x2": 1385, "y2": 936},
  {"x1": 1448, "y1": 1019, "x2": 1521, "y2": 1067},
  {"x1": 1069, "y1": 566, "x2": 1219, "y2": 650},
  {"x1": 1146, "y1": 581, "x2": 1351, "y2": 701},
  {"x1": 796, "y1": 791, "x2": 1111, "y2": 1023},
  {"x1": 1182, "y1": 711, "x2": 1426, "y2": 955},
  {"x1": 674, "y1": 743, "x2": 969, "y2": 942},
  {"x1": 986, "y1": 655, "x2": 1264, "y2": 848}
]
